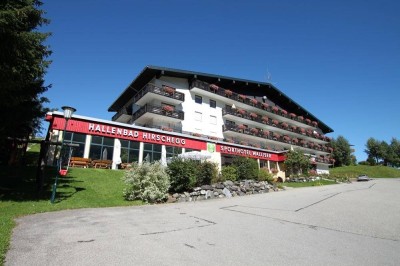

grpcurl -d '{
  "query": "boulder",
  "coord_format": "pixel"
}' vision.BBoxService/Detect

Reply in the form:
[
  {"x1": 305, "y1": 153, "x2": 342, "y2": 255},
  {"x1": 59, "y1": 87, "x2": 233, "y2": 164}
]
[{"x1": 222, "y1": 187, "x2": 232, "y2": 198}]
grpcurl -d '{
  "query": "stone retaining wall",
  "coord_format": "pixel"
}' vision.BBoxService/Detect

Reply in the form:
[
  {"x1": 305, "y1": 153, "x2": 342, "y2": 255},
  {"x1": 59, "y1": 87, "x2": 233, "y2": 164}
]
[{"x1": 170, "y1": 180, "x2": 280, "y2": 203}]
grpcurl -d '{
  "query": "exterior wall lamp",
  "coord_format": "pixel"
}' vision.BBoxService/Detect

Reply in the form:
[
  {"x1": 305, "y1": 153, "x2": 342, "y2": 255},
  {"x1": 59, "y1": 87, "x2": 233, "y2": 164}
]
[{"x1": 50, "y1": 106, "x2": 76, "y2": 203}]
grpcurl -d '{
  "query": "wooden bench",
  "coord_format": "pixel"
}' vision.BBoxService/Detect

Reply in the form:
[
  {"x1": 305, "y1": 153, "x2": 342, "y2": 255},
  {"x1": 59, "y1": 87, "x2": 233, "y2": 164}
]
[
  {"x1": 69, "y1": 157, "x2": 91, "y2": 168},
  {"x1": 92, "y1": 159, "x2": 112, "y2": 169}
]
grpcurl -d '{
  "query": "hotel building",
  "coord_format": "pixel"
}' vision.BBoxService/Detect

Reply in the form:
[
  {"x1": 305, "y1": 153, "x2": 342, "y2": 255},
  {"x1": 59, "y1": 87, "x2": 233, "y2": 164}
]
[{"x1": 45, "y1": 66, "x2": 334, "y2": 178}]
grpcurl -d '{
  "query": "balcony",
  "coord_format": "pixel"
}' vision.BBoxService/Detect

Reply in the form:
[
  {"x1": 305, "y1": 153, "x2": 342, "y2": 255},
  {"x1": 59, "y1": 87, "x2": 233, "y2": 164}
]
[
  {"x1": 222, "y1": 107, "x2": 329, "y2": 144},
  {"x1": 191, "y1": 79, "x2": 324, "y2": 133},
  {"x1": 112, "y1": 106, "x2": 133, "y2": 122},
  {"x1": 222, "y1": 123, "x2": 330, "y2": 156},
  {"x1": 130, "y1": 104, "x2": 184, "y2": 125},
  {"x1": 134, "y1": 84, "x2": 185, "y2": 106}
]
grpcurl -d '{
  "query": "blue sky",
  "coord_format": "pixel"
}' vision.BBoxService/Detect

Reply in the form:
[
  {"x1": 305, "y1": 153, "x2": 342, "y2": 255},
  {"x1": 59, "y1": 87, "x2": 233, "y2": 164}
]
[{"x1": 42, "y1": 0, "x2": 400, "y2": 161}]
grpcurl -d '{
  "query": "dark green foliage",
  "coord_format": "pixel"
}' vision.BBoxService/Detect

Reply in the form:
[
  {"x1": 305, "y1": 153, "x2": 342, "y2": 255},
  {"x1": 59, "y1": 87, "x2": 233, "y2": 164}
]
[
  {"x1": 167, "y1": 158, "x2": 198, "y2": 193},
  {"x1": 257, "y1": 168, "x2": 274, "y2": 182},
  {"x1": 0, "y1": 0, "x2": 51, "y2": 164},
  {"x1": 221, "y1": 165, "x2": 238, "y2": 181},
  {"x1": 232, "y1": 157, "x2": 258, "y2": 180},
  {"x1": 284, "y1": 149, "x2": 310, "y2": 176},
  {"x1": 197, "y1": 161, "x2": 218, "y2": 186},
  {"x1": 331, "y1": 136, "x2": 352, "y2": 167},
  {"x1": 365, "y1": 137, "x2": 400, "y2": 167}
]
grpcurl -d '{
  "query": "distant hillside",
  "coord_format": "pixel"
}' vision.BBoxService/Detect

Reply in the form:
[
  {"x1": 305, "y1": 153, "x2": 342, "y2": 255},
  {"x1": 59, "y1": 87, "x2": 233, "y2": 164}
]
[{"x1": 330, "y1": 165, "x2": 400, "y2": 178}]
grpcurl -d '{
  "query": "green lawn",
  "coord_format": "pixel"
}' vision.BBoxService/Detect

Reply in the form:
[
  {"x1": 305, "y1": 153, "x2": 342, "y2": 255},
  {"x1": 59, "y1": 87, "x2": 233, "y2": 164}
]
[
  {"x1": 0, "y1": 165, "x2": 141, "y2": 266},
  {"x1": 330, "y1": 165, "x2": 400, "y2": 178}
]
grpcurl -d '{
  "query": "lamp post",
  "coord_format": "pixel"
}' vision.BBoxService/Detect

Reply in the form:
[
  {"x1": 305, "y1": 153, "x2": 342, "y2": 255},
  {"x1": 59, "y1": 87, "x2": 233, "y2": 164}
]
[{"x1": 50, "y1": 106, "x2": 76, "y2": 203}]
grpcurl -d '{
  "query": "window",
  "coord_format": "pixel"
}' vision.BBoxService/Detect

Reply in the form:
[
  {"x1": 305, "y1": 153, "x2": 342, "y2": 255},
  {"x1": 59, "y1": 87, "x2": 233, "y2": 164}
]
[
  {"x1": 143, "y1": 143, "x2": 162, "y2": 162},
  {"x1": 166, "y1": 146, "x2": 182, "y2": 159},
  {"x1": 210, "y1": 115, "x2": 217, "y2": 125},
  {"x1": 195, "y1": 95, "x2": 202, "y2": 104},
  {"x1": 63, "y1": 132, "x2": 86, "y2": 158},
  {"x1": 194, "y1": 111, "x2": 202, "y2": 121},
  {"x1": 120, "y1": 139, "x2": 140, "y2": 164},
  {"x1": 89, "y1": 136, "x2": 114, "y2": 160},
  {"x1": 210, "y1": 99, "x2": 216, "y2": 108}
]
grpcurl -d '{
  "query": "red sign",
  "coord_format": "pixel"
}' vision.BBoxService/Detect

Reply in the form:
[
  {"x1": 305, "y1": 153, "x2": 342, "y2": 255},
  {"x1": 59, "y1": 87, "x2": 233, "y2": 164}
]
[
  {"x1": 49, "y1": 114, "x2": 285, "y2": 161},
  {"x1": 217, "y1": 144, "x2": 285, "y2": 161},
  {"x1": 50, "y1": 116, "x2": 206, "y2": 150}
]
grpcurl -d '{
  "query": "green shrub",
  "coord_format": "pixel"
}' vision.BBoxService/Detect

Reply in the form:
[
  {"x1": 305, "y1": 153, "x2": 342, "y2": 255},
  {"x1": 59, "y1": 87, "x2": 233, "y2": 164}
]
[
  {"x1": 221, "y1": 165, "x2": 238, "y2": 181},
  {"x1": 123, "y1": 161, "x2": 170, "y2": 203},
  {"x1": 197, "y1": 161, "x2": 218, "y2": 186},
  {"x1": 167, "y1": 158, "x2": 199, "y2": 193},
  {"x1": 232, "y1": 157, "x2": 259, "y2": 180},
  {"x1": 257, "y1": 168, "x2": 274, "y2": 182}
]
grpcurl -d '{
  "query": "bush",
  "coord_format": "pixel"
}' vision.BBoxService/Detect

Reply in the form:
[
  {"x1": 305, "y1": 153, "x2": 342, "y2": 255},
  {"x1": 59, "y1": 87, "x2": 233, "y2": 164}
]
[
  {"x1": 167, "y1": 158, "x2": 199, "y2": 193},
  {"x1": 232, "y1": 157, "x2": 259, "y2": 180},
  {"x1": 123, "y1": 161, "x2": 170, "y2": 203},
  {"x1": 197, "y1": 161, "x2": 218, "y2": 186},
  {"x1": 258, "y1": 168, "x2": 274, "y2": 182},
  {"x1": 221, "y1": 165, "x2": 238, "y2": 181}
]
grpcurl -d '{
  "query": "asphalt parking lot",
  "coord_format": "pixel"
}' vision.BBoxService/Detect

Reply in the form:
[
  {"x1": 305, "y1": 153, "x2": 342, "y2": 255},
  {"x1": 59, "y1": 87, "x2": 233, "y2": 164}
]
[{"x1": 6, "y1": 178, "x2": 400, "y2": 266}]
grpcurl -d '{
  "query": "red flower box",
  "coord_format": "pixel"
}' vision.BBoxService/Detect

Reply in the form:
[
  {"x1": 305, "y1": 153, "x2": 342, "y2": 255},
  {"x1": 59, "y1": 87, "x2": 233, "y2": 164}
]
[
  {"x1": 161, "y1": 127, "x2": 173, "y2": 132},
  {"x1": 272, "y1": 106, "x2": 279, "y2": 113},
  {"x1": 298, "y1": 116, "x2": 304, "y2": 121},
  {"x1": 281, "y1": 122, "x2": 288, "y2": 128},
  {"x1": 263, "y1": 130, "x2": 270, "y2": 136},
  {"x1": 225, "y1": 89, "x2": 233, "y2": 96},
  {"x1": 305, "y1": 118, "x2": 311, "y2": 124},
  {"x1": 163, "y1": 86, "x2": 175, "y2": 94},
  {"x1": 250, "y1": 128, "x2": 259, "y2": 134},
  {"x1": 262, "y1": 103, "x2": 269, "y2": 110},
  {"x1": 273, "y1": 133, "x2": 280, "y2": 138},
  {"x1": 292, "y1": 138, "x2": 298, "y2": 143},
  {"x1": 209, "y1": 84, "x2": 219, "y2": 91},
  {"x1": 237, "y1": 109, "x2": 246, "y2": 115},
  {"x1": 262, "y1": 116, "x2": 269, "y2": 122},
  {"x1": 272, "y1": 119, "x2": 279, "y2": 126},
  {"x1": 249, "y1": 112, "x2": 258, "y2": 118},
  {"x1": 239, "y1": 94, "x2": 246, "y2": 100},
  {"x1": 312, "y1": 121, "x2": 318, "y2": 127},
  {"x1": 281, "y1": 109, "x2": 288, "y2": 116},
  {"x1": 162, "y1": 105, "x2": 174, "y2": 112},
  {"x1": 289, "y1": 113, "x2": 296, "y2": 118},
  {"x1": 238, "y1": 124, "x2": 246, "y2": 130},
  {"x1": 250, "y1": 98, "x2": 258, "y2": 105}
]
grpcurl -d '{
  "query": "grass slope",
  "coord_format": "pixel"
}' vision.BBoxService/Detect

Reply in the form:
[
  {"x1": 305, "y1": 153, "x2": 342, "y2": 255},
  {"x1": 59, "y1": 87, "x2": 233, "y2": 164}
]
[
  {"x1": 330, "y1": 165, "x2": 400, "y2": 178},
  {"x1": 0, "y1": 166, "x2": 141, "y2": 266}
]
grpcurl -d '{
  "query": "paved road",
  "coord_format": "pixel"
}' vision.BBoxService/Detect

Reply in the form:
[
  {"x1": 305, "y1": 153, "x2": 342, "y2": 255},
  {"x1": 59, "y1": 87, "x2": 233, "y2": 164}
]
[{"x1": 6, "y1": 179, "x2": 400, "y2": 266}]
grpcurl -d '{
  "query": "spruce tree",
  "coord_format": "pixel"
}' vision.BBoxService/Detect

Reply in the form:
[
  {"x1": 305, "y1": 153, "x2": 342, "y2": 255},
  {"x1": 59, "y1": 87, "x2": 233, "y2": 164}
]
[{"x1": 0, "y1": 0, "x2": 51, "y2": 164}]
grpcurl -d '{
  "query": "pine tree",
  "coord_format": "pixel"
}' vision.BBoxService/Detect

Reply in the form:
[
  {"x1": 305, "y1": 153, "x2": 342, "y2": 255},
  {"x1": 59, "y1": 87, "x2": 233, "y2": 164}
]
[{"x1": 0, "y1": 0, "x2": 51, "y2": 164}]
